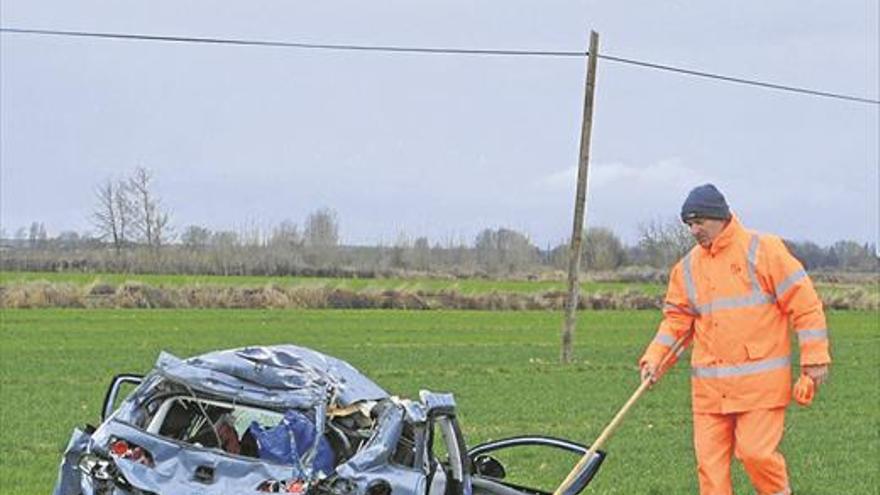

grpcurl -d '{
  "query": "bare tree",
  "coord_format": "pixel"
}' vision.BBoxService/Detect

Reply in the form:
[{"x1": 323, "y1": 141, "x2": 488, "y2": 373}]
[
  {"x1": 582, "y1": 227, "x2": 626, "y2": 271},
  {"x1": 304, "y1": 208, "x2": 339, "y2": 248},
  {"x1": 237, "y1": 219, "x2": 264, "y2": 248},
  {"x1": 92, "y1": 180, "x2": 118, "y2": 249},
  {"x1": 181, "y1": 225, "x2": 212, "y2": 250},
  {"x1": 153, "y1": 212, "x2": 171, "y2": 248},
  {"x1": 210, "y1": 230, "x2": 240, "y2": 276},
  {"x1": 413, "y1": 236, "x2": 431, "y2": 271},
  {"x1": 210, "y1": 230, "x2": 240, "y2": 248},
  {"x1": 269, "y1": 220, "x2": 303, "y2": 249},
  {"x1": 302, "y1": 208, "x2": 340, "y2": 267},
  {"x1": 475, "y1": 227, "x2": 537, "y2": 274},
  {"x1": 129, "y1": 167, "x2": 172, "y2": 249},
  {"x1": 114, "y1": 179, "x2": 134, "y2": 249},
  {"x1": 637, "y1": 217, "x2": 693, "y2": 268},
  {"x1": 129, "y1": 167, "x2": 154, "y2": 246},
  {"x1": 91, "y1": 179, "x2": 132, "y2": 253},
  {"x1": 28, "y1": 221, "x2": 47, "y2": 249},
  {"x1": 832, "y1": 240, "x2": 879, "y2": 271},
  {"x1": 56, "y1": 231, "x2": 82, "y2": 249},
  {"x1": 389, "y1": 231, "x2": 413, "y2": 270}
]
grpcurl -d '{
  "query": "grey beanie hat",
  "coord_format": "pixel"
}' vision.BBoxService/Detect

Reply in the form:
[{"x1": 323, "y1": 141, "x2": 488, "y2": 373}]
[{"x1": 681, "y1": 184, "x2": 731, "y2": 222}]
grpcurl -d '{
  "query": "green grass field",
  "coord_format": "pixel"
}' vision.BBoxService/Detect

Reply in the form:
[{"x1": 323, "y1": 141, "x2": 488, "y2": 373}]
[{"x1": 1, "y1": 309, "x2": 876, "y2": 494}]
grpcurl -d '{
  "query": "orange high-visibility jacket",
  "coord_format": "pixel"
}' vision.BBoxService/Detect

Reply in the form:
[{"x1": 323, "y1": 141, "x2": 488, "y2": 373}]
[{"x1": 640, "y1": 215, "x2": 831, "y2": 413}]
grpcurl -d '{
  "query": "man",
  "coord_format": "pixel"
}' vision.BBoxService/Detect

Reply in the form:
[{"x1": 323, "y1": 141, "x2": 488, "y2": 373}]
[{"x1": 639, "y1": 184, "x2": 831, "y2": 495}]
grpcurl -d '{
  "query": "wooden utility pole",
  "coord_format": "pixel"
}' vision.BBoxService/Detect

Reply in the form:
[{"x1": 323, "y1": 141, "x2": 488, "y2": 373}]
[{"x1": 561, "y1": 30, "x2": 600, "y2": 364}]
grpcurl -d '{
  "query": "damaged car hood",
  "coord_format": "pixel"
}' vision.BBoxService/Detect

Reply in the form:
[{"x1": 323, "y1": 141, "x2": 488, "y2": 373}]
[{"x1": 156, "y1": 345, "x2": 389, "y2": 409}]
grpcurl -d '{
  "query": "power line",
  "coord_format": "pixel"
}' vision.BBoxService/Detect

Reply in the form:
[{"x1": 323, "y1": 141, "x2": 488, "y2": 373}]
[
  {"x1": 0, "y1": 27, "x2": 584, "y2": 58},
  {"x1": 2, "y1": 26, "x2": 878, "y2": 105},
  {"x1": 597, "y1": 54, "x2": 879, "y2": 105}
]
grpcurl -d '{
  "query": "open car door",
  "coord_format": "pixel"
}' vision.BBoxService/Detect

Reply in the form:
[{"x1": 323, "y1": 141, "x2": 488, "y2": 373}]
[{"x1": 468, "y1": 436, "x2": 606, "y2": 495}]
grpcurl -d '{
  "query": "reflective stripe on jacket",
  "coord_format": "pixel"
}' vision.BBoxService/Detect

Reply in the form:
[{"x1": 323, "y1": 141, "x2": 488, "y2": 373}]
[{"x1": 640, "y1": 215, "x2": 831, "y2": 414}]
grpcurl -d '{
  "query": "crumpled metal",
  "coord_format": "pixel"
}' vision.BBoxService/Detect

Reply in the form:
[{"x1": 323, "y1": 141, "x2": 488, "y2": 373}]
[
  {"x1": 156, "y1": 345, "x2": 389, "y2": 409},
  {"x1": 52, "y1": 346, "x2": 454, "y2": 495}
]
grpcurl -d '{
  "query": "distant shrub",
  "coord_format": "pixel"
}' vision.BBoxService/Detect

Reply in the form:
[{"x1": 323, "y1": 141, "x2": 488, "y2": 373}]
[
  {"x1": 87, "y1": 282, "x2": 116, "y2": 296},
  {"x1": 0, "y1": 279, "x2": 872, "y2": 311},
  {"x1": 1, "y1": 281, "x2": 83, "y2": 308},
  {"x1": 116, "y1": 282, "x2": 174, "y2": 309},
  {"x1": 821, "y1": 287, "x2": 878, "y2": 311}
]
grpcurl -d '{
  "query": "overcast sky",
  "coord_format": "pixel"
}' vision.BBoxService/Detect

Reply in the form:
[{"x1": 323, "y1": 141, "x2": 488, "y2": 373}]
[{"x1": 1, "y1": 1, "x2": 877, "y2": 247}]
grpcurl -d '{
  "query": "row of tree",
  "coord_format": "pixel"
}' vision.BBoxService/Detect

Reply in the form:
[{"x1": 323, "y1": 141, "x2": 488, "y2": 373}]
[
  {"x1": 4, "y1": 220, "x2": 877, "y2": 276},
  {"x1": 2, "y1": 168, "x2": 877, "y2": 275},
  {"x1": 178, "y1": 210, "x2": 340, "y2": 251}
]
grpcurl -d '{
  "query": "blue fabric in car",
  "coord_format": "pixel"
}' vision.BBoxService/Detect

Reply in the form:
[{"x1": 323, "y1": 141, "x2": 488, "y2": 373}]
[{"x1": 249, "y1": 410, "x2": 335, "y2": 475}]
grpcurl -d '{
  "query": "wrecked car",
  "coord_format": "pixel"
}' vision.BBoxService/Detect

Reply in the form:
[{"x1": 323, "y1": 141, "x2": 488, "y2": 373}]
[{"x1": 53, "y1": 345, "x2": 605, "y2": 495}]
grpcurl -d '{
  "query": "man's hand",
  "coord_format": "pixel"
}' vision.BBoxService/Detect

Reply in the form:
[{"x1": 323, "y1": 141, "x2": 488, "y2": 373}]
[
  {"x1": 802, "y1": 364, "x2": 829, "y2": 387},
  {"x1": 640, "y1": 363, "x2": 658, "y2": 385}
]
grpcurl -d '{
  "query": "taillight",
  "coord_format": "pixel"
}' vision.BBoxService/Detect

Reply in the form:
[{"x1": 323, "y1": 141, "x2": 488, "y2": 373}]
[
  {"x1": 257, "y1": 478, "x2": 308, "y2": 493},
  {"x1": 108, "y1": 438, "x2": 154, "y2": 467},
  {"x1": 110, "y1": 440, "x2": 128, "y2": 456}
]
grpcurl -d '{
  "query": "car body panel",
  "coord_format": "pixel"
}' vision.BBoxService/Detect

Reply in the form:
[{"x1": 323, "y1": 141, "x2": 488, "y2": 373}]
[
  {"x1": 154, "y1": 345, "x2": 389, "y2": 409},
  {"x1": 53, "y1": 345, "x2": 604, "y2": 495}
]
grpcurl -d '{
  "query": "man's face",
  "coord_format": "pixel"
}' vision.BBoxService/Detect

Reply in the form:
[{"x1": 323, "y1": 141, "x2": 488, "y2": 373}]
[{"x1": 685, "y1": 218, "x2": 728, "y2": 248}]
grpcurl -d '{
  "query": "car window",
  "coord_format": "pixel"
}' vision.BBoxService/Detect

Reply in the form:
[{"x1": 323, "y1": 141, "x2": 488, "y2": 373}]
[
  {"x1": 109, "y1": 381, "x2": 141, "y2": 417},
  {"x1": 230, "y1": 407, "x2": 284, "y2": 436},
  {"x1": 430, "y1": 416, "x2": 465, "y2": 482},
  {"x1": 431, "y1": 423, "x2": 451, "y2": 463},
  {"x1": 146, "y1": 396, "x2": 285, "y2": 459},
  {"x1": 475, "y1": 445, "x2": 581, "y2": 493}
]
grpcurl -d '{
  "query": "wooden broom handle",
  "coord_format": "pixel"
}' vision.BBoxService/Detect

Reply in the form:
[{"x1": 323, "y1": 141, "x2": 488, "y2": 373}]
[{"x1": 552, "y1": 331, "x2": 692, "y2": 495}]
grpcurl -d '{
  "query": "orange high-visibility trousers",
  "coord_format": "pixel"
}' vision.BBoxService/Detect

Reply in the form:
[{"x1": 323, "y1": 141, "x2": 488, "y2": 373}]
[{"x1": 693, "y1": 408, "x2": 790, "y2": 495}]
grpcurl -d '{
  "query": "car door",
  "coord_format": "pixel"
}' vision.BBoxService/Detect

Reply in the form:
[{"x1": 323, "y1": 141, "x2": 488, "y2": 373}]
[
  {"x1": 424, "y1": 410, "x2": 471, "y2": 495},
  {"x1": 467, "y1": 436, "x2": 606, "y2": 495},
  {"x1": 102, "y1": 374, "x2": 144, "y2": 421}
]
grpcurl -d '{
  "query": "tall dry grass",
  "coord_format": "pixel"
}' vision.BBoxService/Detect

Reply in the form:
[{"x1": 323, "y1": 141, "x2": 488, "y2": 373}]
[{"x1": 1, "y1": 280, "x2": 876, "y2": 311}]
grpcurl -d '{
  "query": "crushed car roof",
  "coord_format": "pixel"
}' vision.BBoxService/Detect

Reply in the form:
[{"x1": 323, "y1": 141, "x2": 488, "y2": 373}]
[{"x1": 155, "y1": 345, "x2": 389, "y2": 409}]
